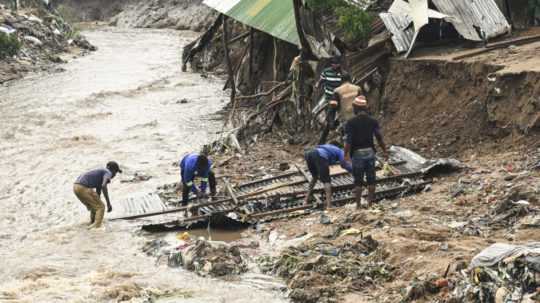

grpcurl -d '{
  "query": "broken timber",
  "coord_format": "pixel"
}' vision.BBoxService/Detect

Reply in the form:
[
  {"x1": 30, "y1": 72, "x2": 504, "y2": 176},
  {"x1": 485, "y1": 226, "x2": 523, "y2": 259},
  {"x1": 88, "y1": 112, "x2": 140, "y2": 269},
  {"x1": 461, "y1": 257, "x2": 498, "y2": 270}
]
[{"x1": 115, "y1": 171, "x2": 429, "y2": 231}]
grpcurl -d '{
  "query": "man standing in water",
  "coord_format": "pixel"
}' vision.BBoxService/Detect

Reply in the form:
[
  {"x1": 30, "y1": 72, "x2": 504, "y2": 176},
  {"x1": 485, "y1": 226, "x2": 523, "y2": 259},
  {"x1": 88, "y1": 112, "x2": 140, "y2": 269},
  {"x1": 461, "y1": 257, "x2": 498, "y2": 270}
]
[
  {"x1": 178, "y1": 153, "x2": 217, "y2": 207},
  {"x1": 344, "y1": 96, "x2": 388, "y2": 209},
  {"x1": 74, "y1": 161, "x2": 122, "y2": 229},
  {"x1": 303, "y1": 143, "x2": 353, "y2": 209}
]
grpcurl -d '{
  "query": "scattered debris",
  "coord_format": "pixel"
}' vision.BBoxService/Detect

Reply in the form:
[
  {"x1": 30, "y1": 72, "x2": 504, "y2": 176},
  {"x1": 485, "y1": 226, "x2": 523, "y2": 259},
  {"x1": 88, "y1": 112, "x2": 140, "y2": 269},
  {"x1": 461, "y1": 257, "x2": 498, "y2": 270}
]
[
  {"x1": 450, "y1": 243, "x2": 540, "y2": 303},
  {"x1": 258, "y1": 235, "x2": 390, "y2": 303}
]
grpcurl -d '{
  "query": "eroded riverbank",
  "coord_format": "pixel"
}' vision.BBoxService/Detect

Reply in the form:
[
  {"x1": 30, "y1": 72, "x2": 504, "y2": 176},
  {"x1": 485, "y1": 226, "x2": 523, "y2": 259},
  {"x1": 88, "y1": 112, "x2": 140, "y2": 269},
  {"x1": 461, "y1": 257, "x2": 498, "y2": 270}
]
[{"x1": 0, "y1": 27, "x2": 287, "y2": 302}]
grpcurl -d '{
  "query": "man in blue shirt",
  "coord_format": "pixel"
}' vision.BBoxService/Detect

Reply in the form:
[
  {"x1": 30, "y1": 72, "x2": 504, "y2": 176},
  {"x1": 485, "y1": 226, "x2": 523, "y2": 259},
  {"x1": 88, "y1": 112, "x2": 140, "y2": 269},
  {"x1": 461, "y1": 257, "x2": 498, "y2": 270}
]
[
  {"x1": 177, "y1": 153, "x2": 217, "y2": 206},
  {"x1": 303, "y1": 143, "x2": 353, "y2": 209},
  {"x1": 74, "y1": 161, "x2": 122, "y2": 229}
]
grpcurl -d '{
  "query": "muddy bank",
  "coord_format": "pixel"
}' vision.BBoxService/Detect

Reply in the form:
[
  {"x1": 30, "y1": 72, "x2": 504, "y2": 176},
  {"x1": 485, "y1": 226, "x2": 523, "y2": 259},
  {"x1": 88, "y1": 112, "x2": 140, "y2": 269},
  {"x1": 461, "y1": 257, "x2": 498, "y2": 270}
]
[
  {"x1": 374, "y1": 59, "x2": 540, "y2": 158},
  {"x1": 0, "y1": 4, "x2": 95, "y2": 83}
]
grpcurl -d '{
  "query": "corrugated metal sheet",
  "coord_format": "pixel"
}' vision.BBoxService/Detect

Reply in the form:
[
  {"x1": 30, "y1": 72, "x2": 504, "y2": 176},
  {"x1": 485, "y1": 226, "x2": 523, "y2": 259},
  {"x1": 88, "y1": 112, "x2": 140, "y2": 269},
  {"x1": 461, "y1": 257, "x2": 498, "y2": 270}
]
[
  {"x1": 380, "y1": 12, "x2": 414, "y2": 53},
  {"x1": 203, "y1": 0, "x2": 300, "y2": 46},
  {"x1": 381, "y1": 0, "x2": 510, "y2": 54},
  {"x1": 431, "y1": 0, "x2": 510, "y2": 41}
]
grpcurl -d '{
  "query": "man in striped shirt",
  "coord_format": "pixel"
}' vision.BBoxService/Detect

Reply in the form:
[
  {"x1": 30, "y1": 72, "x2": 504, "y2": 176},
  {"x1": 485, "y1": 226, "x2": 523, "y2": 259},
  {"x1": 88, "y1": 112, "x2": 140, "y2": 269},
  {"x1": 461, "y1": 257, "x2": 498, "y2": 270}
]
[{"x1": 316, "y1": 56, "x2": 343, "y2": 144}]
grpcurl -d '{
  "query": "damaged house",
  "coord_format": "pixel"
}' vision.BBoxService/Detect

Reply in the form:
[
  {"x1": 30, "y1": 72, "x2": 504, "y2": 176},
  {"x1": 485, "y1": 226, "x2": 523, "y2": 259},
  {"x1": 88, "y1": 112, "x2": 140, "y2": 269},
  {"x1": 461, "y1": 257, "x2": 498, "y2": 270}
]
[{"x1": 379, "y1": 0, "x2": 511, "y2": 57}]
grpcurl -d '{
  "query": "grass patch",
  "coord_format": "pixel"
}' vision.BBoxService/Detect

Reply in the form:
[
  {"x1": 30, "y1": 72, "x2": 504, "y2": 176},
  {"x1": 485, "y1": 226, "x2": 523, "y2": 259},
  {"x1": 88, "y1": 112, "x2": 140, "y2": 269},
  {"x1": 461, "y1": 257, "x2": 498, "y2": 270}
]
[{"x1": 0, "y1": 32, "x2": 21, "y2": 59}]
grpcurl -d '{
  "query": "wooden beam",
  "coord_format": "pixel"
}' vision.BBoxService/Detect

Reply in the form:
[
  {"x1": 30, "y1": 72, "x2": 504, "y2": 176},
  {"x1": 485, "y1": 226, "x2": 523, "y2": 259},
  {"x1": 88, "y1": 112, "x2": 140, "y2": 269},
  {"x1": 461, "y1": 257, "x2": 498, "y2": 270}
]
[
  {"x1": 249, "y1": 28, "x2": 254, "y2": 79},
  {"x1": 229, "y1": 31, "x2": 250, "y2": 45},
  {"x1": 224, "y1": 178, "x2": 240, "y2": 205},
  {"x1": 221, "y1": 14, "x2": 236, "y2": 125}
]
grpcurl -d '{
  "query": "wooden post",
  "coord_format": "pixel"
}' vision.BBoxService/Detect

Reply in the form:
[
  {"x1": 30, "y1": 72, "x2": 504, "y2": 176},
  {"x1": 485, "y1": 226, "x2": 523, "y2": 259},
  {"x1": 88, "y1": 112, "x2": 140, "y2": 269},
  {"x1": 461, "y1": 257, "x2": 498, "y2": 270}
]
[
  {"x1": 292, "y1": 0, "x2": 308, "y2": 128},
  {"x1": 249, "y1": 27, "x2": 254, "y2": 80},
  {"x1": 272, "y1": 37, "x2": 278, "y2": 97},
  {"x1": 222, "y1": 14, "x2": 237, "y2": 125}
]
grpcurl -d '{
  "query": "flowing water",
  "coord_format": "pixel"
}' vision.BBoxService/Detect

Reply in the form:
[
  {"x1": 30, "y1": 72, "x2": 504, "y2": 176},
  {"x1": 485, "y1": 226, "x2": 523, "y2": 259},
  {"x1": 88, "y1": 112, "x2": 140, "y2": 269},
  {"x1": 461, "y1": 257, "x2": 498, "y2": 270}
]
[{"x1": 0, "y1": 27, "x2": 287, "y2": 303}]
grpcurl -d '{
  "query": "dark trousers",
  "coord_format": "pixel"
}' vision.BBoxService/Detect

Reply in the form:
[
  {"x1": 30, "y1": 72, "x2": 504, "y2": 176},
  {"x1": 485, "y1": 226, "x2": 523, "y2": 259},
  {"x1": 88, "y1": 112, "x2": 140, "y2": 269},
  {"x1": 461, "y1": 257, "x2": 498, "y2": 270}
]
[
  {"x1": 319, "y1": 107, "x2": 337, "y2": 144},
  {"x1": 182, "y1": 170, "x2": 217, "y2": 205},
  {"x1": 304, "y1": 149, "x2": 331, "y2": 183}
]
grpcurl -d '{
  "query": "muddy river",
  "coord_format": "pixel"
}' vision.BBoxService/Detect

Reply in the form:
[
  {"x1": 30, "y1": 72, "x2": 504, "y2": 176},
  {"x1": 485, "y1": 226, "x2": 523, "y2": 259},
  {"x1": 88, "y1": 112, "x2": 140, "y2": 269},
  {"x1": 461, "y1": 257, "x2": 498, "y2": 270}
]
[{"x1": 0, "y1": 28, "x2": 287, "y2": 302}]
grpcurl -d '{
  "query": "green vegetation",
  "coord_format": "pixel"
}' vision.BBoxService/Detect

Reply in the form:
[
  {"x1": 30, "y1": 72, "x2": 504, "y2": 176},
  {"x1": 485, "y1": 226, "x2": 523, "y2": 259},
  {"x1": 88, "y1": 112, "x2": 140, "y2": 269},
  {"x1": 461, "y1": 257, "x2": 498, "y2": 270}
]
[
  {"x1": 0, "y1": 32, "x2": 21, "y2": 59},
  {"x1": 305, "y1": 0, "x2": 374, "y2": 44},
  {"x1": 336, "y1": 6, "x2": 373, "y2": 43}
]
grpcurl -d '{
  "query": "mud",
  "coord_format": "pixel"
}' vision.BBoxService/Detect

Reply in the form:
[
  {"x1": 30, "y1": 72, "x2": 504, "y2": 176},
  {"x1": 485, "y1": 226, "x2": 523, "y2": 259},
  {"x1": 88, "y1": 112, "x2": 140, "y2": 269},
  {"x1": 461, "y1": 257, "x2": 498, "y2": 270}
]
[
  {"x1": 376, "y1": 59, "x2": 540, "y2": 158},
  {"x1": 0, "y1": 27, "x2": 287, "y2": 303}
]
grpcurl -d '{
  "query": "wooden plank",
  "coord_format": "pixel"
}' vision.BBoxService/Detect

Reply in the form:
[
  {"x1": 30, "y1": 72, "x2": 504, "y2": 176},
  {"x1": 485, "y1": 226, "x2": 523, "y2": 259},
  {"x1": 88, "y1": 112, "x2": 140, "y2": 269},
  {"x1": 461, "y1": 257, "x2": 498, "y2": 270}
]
[{"x1": 224, "y1": 178, "x2": 240, "y2": 205}]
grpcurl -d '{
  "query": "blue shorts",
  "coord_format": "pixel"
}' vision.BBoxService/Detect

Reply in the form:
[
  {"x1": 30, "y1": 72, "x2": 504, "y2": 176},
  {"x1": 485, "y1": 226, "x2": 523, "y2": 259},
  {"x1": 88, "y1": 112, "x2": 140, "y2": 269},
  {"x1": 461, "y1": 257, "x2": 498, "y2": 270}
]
[
  {"x1": 352, "y1": 148, "x2": 376, "y2": 186},
  {"x1": 304, "y1": 149, "x2": 331, "y2": 183}
]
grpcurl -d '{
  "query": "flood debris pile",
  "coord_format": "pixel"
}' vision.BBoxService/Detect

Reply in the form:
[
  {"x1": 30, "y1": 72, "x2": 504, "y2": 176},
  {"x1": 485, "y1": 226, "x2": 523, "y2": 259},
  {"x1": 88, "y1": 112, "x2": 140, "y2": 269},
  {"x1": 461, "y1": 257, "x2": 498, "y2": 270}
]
[
  {"x1": 0, "y1": 3, "x2": 95, "y2": 83},
  {"x1": 180, "y1": 239, "x2": 248, "y2": 277},
  {"x1": 449, "y1": 243, "x2": 540, "y2": 303},
  {"x1": 258, "y1": 235, "x2": 392, "y2": 303},
  {"x1": 143, "y1": 238, "x2": 248, "y2": 278}
]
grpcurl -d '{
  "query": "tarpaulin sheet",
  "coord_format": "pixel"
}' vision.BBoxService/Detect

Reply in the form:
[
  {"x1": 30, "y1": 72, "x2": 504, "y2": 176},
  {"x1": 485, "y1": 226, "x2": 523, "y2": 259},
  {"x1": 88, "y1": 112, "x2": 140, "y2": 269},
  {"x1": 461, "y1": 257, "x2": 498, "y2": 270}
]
[{"x1": 203, "y1": 0, "x2": 300, "y2": 46}]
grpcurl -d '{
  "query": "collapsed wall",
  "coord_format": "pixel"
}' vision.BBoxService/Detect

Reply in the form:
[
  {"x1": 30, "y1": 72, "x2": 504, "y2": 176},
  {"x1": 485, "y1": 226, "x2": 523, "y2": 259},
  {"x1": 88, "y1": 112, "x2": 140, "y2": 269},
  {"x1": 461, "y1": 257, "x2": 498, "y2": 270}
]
[{"x1": 376, "y1": 59, "x2": 540, "y2": 157}]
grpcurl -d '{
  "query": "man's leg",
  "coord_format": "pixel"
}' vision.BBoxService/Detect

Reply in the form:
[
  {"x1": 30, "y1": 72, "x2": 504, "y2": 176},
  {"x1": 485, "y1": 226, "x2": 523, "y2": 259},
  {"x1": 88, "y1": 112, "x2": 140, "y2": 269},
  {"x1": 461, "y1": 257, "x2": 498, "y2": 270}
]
[
  {"x1": 323, "y1": 183, "x2": 332, "y2": 209},
  {"x1": 318, "y1": 107, "x2": 336, "y2": 144},
  {"x1": 352, "y1": 152, "x2": 367, "y2": 209},
  {"x1": 318, "y1": 157, "x2": 332, "y2": 208},
  {"x1": 74, "y1": 184, "x2": 94, "y2": 225},
  {"x1": 303, "y1": 150, "x2": 319, "y2": 205},
  {"x1": 365, "y1": 156, "x2": 377, "y2": 207},
  {"x1": 355, "y1": 185, "x2": 363, "y2": 209},
  {"x1": 208, "y1": 170, "x2": 217, "y2": 197},
  {"x1": 181, "y1": 182, "x2": 190, "y2": 206},
  {"x1": 86, "y1": 190, "x2": 105, "y2": 228}
]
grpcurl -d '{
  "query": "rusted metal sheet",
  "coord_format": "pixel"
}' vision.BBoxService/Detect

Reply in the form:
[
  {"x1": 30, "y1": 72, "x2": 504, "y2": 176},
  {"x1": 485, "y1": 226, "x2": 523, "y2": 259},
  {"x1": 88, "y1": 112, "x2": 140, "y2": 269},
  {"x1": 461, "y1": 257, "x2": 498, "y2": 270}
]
[
  {"x1": 203, "y1": 0, "x2": 300, "y2": 46},
  {"x1": 381, "y1": 0, "x2": 510, "y2": 54},
  {"x1": 432, "y1": 0, "x2": 511, "y2": 41},
  {"x1": 380, "y1": 12, "x2": 414, "y2": 53}
]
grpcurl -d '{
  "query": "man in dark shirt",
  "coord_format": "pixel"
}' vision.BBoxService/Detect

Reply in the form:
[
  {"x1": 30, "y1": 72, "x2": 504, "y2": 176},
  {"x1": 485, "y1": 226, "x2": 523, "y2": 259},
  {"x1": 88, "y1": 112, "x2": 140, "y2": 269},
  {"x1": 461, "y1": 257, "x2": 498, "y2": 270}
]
[
  {"x1": 73, "y1": 161, "x2": 122, "y2": 229},
  {"x1": 344, "y1": 96, "x2": 388, "y2": 209}
]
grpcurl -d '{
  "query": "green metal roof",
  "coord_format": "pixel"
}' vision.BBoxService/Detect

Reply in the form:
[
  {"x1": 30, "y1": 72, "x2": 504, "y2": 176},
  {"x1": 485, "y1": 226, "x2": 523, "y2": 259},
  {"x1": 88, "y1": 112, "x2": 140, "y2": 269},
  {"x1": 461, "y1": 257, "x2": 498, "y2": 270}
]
[{"x1": 203, "y1": 0, "x2": 300, "y2": 46}]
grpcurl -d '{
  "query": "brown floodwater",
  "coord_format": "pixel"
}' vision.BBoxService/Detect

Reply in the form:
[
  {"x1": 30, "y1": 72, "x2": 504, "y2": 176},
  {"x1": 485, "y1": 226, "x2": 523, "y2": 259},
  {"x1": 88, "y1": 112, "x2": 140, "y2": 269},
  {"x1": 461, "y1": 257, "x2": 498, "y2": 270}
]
[{"x1": 0, "y1": 27, "x2": 287, "y2": 302}]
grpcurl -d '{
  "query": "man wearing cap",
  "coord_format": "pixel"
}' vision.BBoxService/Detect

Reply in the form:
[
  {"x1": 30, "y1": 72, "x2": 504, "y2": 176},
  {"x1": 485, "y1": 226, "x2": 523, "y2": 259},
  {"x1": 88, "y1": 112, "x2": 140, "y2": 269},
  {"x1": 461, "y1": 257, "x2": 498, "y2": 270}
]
[
  {"x1": 304, "y1": 143, "x2": 353, "y2": 209},
  {"x1": 332, "y1": 73, "x2": 362, "y2": 124},
  {"x1": 344, "y1": 96, "x2": 388, "y2": 209},
  {"x1": 178, "y1": 153, "x2": 217, "y2": 206},
  {"x1": 73, "y1": 161, "x2": 122, "y2": 229},
  {"x1": 316, "y1": 56, "x2": 343, "y2": 144}
]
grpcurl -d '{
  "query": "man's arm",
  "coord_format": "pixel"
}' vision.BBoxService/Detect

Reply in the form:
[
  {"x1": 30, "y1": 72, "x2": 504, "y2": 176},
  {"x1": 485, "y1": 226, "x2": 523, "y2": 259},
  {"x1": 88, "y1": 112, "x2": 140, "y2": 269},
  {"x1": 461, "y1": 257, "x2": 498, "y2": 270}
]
[
  {"x1": 102, "y1": 185, "x2": 112, "y2": 212},
  {"x1": 101, "y1": 176, "x2": 113, "y2": 212},
  {"x1": 339, "y1": 154, "x2": 353, "y2": 173},
  {"x1": 344, "y1": 121, "x2": 353, "y2": 164}
]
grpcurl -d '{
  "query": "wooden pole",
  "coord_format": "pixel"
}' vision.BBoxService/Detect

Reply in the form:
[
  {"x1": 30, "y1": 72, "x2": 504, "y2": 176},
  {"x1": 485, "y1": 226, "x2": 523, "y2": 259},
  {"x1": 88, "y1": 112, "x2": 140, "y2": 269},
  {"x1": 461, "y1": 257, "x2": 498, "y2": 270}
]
[
  {"x1": 222, "y1": 14, "x2": 236, "y2": 125},
  {"x1": 292, "y1": 0, "x2": 309, "y2": 127},
  {"x1": 249, "y1": 28, "x2": 254, "y2": 80}
]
